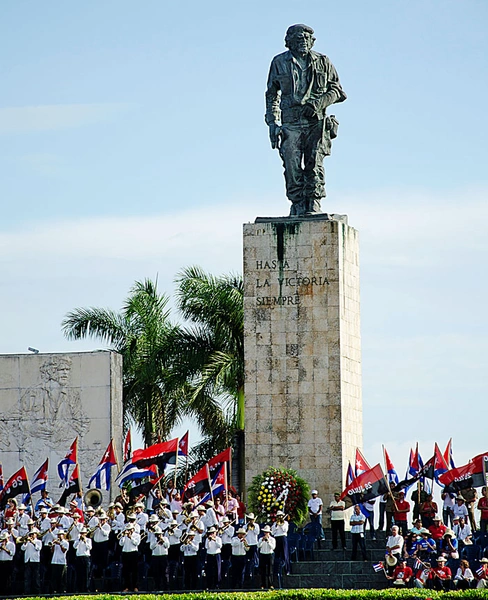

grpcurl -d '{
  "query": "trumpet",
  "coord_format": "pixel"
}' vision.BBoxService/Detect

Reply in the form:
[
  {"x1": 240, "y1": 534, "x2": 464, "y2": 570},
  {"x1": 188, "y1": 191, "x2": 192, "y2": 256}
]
[
  {"x1": 117, "y1": 528, "x2": 133, "y2": 540},
  {"x1": 242, "y1": 538, "x2": 250, "y2": 551}
]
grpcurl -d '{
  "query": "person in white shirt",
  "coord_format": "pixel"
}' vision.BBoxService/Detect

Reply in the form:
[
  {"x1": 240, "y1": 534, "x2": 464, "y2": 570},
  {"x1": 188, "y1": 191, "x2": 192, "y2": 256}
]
[
  {"x1": 220, "y1": 516, "x2": 234, "y2": 586},
  {"x1": 271, "y1": 511, "x2": 290, "y2": 575},
  {"x1": 453, "y1": 558, "x2": 474, "y2": 590},
  {"x1": 453, "y1": 496, "x2": 469, "y2": 521},
  {"x1": 150, "y1": 526, "x2": 170, "y2": 591},
  {"x1": 166, "y1": 519, "x2": 182, "y2": 588},
  {"x1": 204, "y1": 501, "x2": 219, "y2": 529},
  {"x1": 385, "y1": 525, "x2": 404, "y2": 575},
  {"x1": 0, "y1": 531, "x2": 15, "y2": 595},
  {"x1": 245, "y1": 513, "x2": 260, "y2": 581},
  {"x1": 22, "y1": 530, "x2": 42, "y2": 595},
  {"x1": 73, "y1": 527, "x2": 91, "y2": 593},
  {"x1": 350, "y1": 505, "x2": 367, "y2": 561},
  {"x1": 308, "y1": 490, "x2": 325, "y2": 541},
  {"x1": 134, "y1": 502, "x2": 149, "y2": 532},
  {"x1": 231, "y1": 528, "x2": 249, "y2": 589},
  {"x1": 328, "y1": 492, "x2": 346, "y2": 550},
  {"x1": 453, "y1": 515, "x2": 472, "y2": 548},
  {"x1": 16, "y1": 504, "x2": 31, "y2": 537},
  {"x1": 51, "y1": 530, "x2": 69, "y2": 594},
  {"x1": 205, "y1": 526, "x2": 222, "y2": 589},
  {"x1": 181, "y1": 532, "x2": 200, "y2": 590},
  {"x1": 119, "y1": 524, "x2": 141, "y2": 592},
  {"x1": 258, "y1": 525, "x2": 276, "y2": 589},
  {"x1": 92, "y1": 511, "x2": 111, "y2": 578}
]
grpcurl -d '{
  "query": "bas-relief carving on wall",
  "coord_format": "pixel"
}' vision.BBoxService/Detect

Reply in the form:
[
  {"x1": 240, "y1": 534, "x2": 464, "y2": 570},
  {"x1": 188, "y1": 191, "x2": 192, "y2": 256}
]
[{"x1": 0, "y1": 356, "x2": 104, "y2": 484}]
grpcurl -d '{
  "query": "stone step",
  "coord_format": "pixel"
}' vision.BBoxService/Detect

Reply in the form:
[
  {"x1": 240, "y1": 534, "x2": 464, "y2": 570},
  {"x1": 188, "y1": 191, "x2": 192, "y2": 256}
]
[
  {"x1": 312, "y1": 548, "x2": 386, "y2": 562},
  {"x1": 291, "y1": 560, "x2": 382, "y2": 576},
  {"x1": 283, "y1": 573, "x2": 389, "y2": 590}
]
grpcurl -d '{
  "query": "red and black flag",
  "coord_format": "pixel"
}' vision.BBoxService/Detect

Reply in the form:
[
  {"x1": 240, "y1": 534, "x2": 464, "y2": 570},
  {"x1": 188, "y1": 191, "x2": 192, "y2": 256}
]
[
  {"x1": 129, "y1": 473, "x2": 164, "y2": 503},
  {"x1": 439, "y1": 452, "x2": 488, "y2": 492},
  {"x1": 58, "y1": 464, "x2": 81, "y2": 507},
  {"x1": 132, "y1": 438, "x2": 179, "y2": 469},
  {"x1": 207, "y1": 447, "x2": 232, "y2": 478},
  {"x1": 395, "y1": 455, "x2": 435, "y2": 491},
  {"x1": 0, "y1": 466, "x2": 30, "y2": 508},
  {"x1": 339, "y1": 464, "x2": 389, "y2": 508},
  {"x1": 183, "y1": 464, "x2": 212, "y2": 501}
]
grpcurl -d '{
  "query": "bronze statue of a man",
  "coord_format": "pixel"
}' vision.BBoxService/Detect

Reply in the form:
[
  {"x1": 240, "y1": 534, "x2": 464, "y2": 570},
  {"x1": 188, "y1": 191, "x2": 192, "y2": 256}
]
[{"x1": 265, "y1": 24, "x2": 346, "y2": 216}]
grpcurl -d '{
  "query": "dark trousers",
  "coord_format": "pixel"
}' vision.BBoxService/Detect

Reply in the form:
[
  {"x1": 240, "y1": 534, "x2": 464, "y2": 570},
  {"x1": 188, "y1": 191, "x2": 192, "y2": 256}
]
[
  {"x1": 183, "y1": 554, "x2": 199, "y2": 590},
  {"x1": 231, "y1": 554, "x2": 246, "y2": 589},
  {"x1": 259, "y1": 553, "x2": 273, "y2": 588},
  {"x1": 206, "y1": 553, "x2": 221, "y2": 589},
  {"x1": 331, "y1": 520, "x2": 346, "y2": 549},
  {"x1": 92, "y1": 540, "x2": 109, "y2": 577},
  {"x1": 0, "y1": 560, "x2": 13, "y2": 595},
  {"x1": 379, "y1": 503, "x2": 386, "y2": 530},
  {"x1": 395, "y1": 519, "x2": 408, "y2": 537},
  {"x1": 24, "y1": 561, "x2": 41, "y2": 595},
  {"x1": 75, "y1": 555, "x2": 91, "y2": 592},
  {"x1": 351, "y1": 533, "x2": 367, "y2": 560},
  {"x1": 122, "y1": 551, "x2": 138, "y2": 591},
  {"x1": 51, "y1": 563, "x2": 67, "y2": 594},
  {"x1": 151, "y1": 555, "x2": 168, "y2": 591}
]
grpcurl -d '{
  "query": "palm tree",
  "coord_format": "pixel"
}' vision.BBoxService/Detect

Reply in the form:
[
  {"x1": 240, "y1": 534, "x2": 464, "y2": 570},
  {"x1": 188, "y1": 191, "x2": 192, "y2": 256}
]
[
  {"x1": 174, "y1": 266, "x2": 245, "y2": 491},
  {"x1": 61, "y1": 279, "x2": 185, "y2": 446}
]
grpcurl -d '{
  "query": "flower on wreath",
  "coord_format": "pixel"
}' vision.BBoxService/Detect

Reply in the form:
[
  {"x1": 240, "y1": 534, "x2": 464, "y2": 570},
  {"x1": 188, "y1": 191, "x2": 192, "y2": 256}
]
[{"x1": 247, "y1": 467, "x2": 310, "y2": 525}]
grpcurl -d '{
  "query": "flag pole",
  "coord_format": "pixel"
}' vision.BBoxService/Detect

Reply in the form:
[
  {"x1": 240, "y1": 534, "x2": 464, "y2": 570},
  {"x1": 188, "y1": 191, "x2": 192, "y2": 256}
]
[
  {"x1": 206, "y1": 464, "x2": 214, "y2": 504},
  {"x1": 184, "y1": 431, "x2": 189, "y2": 490},
  {"x1": 174, "y1": 438, "x2": 179, "y2": 492},
  {"x1": 26, "y1": 469, "x2": 35, "y2": 518},
  {"x1": 112, "y1": 438, "x2": 120, "y2": 474}
]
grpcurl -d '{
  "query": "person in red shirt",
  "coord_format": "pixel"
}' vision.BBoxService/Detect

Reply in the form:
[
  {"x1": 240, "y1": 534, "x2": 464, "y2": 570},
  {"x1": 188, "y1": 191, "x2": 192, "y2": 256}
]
[
  {"x1": 387, "y1": 558, "x2": 413, "y2": 587},
  {"x1": 428, "y1": 515, "x2": 447, "y2": 551},
  {"x1": 429, "y1": 556, "x2": 452, "y2": 591},
  {"x1": 236, "y1": 494, "x2": 246, "y2": 525},
  {"x1": 477, "y1": 486, "x2": 488, "y2": 532},
  {"x1": 393, "y1": 492, "x2": 410, "y2": 536}
]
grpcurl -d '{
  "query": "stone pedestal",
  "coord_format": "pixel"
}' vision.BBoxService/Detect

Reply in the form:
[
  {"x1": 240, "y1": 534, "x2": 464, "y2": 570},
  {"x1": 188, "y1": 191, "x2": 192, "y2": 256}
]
[{"x1": 243, "y1": 216, "x2": 362, "y2": 498}]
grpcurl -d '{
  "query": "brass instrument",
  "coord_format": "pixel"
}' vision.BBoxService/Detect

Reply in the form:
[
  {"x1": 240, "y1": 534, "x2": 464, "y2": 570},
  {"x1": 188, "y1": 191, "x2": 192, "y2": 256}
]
[
  {"x1": 84, "y1": 489, "x2": 103, "y2": 510},
  {"x1": 247, "y1": 522, "x2": 255, "y2": 531},
  {"x1": 242, "y1": 538, "x2": 250, "y2": 551},
  {"x1": 117, "y1": 527, "x2": 133, "y2": 540},
  {"x1": 87, "y1": 523, "x2": 100, "y2": 538}
]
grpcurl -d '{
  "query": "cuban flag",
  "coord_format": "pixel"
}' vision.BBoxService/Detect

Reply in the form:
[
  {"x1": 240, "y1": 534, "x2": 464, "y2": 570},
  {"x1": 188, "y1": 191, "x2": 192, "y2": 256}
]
[
  {"x1": 383, "y1": 447, "x2": 399, "y2": 486},
  {"x1": 444, "y1": 438, "x2": 456, "y2": 469},
  {"x1": 0, "y1": 464, "x2": 4, "y2": 492},
  {"x1": 31, "y1": 459, "x2": 49, "y2": 495},
  {"x1": 167, "y1": 431, "x2": 190, "y2": 465},
  {"x1": 88, "y1": 440, "x2": 117, "y2": 491},
  {"x1": 355, "y1": 449, "x2": 371, "y2": 477},
  {"x1": 408, "y1": 445, "x2": 420, "y2": 478},
  {"x1": 58, "y1": 438, "x2": 78, "y2": 487},
  {"x1": 346, "y1": 461, "x2": 354, "y2": 486},
  {"x1": 373, "y1": 562, "x2": 384, "y2": 572},
  {"x1": 114, "y1": 460, "x2": 157, "y2": 488},
  {"x1": 433, "y1": 443, "x2": 449, "y2": 485},
  {"x1": 198, "y1": 463, "x2": 227, "y2": 505}
]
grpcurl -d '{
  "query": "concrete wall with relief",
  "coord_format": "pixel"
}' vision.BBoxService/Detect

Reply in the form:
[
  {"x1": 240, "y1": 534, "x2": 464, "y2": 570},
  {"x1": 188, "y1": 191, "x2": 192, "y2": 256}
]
[
  {"x1": 243, "y1": 217, "x2": 362, "y2": 499},
  {"x1": 0, "y1": 351, "x2": 122, "y2": 492}
]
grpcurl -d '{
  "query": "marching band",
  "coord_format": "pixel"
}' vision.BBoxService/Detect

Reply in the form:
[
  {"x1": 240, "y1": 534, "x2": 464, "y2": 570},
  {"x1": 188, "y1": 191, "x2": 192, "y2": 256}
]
[{"x1": 0, "y1": 493, "x2": 283, "y2": 594}]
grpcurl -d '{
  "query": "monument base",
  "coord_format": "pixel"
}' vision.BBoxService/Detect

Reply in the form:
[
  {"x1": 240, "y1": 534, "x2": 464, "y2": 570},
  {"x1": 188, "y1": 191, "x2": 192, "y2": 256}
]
[{"x1": 243, "y1": 217, "x2": 362, "y2": 499}]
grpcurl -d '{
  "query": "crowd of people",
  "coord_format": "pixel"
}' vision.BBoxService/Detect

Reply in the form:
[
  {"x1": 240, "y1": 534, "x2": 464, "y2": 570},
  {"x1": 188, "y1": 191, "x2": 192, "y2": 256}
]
[{"x1": 0, "y1": 486, "x2": 291, "y2": 595}]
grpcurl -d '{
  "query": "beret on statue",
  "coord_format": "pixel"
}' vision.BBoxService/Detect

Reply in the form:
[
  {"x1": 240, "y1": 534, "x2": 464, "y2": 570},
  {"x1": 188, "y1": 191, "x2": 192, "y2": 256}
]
[{"x1": 286, "y1": 24, "x2": 314, "y2": 37}]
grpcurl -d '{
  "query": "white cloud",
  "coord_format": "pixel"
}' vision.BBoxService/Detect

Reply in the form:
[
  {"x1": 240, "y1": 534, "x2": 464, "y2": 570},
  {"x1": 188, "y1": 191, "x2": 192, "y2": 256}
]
[{"x1": 0, "y1": 103, "x2": 130, "y2": 134}]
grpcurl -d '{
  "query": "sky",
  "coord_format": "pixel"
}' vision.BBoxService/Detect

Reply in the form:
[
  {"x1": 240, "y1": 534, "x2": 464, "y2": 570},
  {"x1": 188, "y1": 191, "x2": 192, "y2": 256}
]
[{"x1": 1, "y1": 0, "x2": 488, "y2": 488}]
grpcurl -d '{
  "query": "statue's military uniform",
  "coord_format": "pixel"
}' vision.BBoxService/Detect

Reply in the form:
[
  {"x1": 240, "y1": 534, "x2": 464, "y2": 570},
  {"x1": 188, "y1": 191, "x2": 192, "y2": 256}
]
[{"x1": 265, "y1": 49, "x2": 346, "y2": 215}]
